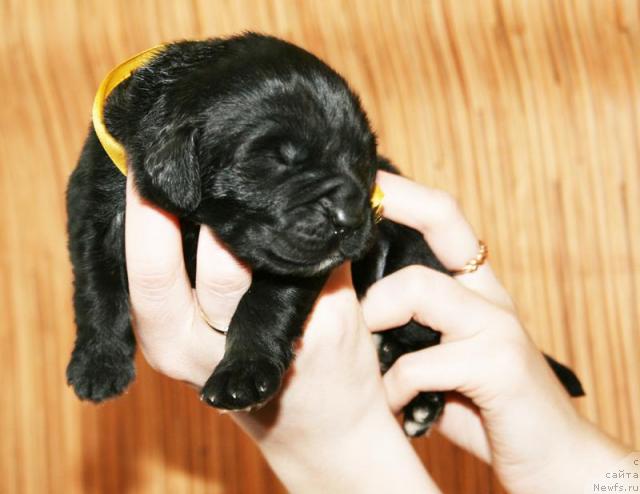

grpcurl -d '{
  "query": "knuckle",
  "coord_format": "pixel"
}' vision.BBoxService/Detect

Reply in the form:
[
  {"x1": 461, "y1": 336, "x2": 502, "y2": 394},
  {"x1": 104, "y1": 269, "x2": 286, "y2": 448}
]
[
  {"x1": 128, "y1": 260, "x2": 182, "y2": 295},
  {"x1": 478, "y1": 323, "x2": 532, "y2": 387},
  {"x1": 197, "y1": 264, "x2": 251, "y2": 296}
]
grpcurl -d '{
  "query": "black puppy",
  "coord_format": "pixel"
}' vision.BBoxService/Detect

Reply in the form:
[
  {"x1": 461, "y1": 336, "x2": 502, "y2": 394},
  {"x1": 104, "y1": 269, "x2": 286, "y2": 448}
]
[{"x1": 67, "y1": 33, "x2": 583, "y2": 436}]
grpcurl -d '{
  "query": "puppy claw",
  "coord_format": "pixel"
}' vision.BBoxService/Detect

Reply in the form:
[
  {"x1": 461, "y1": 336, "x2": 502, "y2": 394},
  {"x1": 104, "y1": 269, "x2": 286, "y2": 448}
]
[
  {"x1": 200, "y1": 393, "x2": 215, "y2": 405},
  {"x1": 201, "y1": 357, "x2": 282, "y2": 411}
]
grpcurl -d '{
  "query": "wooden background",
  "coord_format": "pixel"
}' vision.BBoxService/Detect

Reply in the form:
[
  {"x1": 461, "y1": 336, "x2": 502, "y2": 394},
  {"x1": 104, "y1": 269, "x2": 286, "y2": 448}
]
[{"x1": 1, "y1": 0, "x2": 639, "y2": 492}]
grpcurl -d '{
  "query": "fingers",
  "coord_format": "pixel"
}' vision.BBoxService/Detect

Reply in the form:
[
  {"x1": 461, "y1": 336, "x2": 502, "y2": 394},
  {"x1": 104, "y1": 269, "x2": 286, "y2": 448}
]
[
  {"x1": 362, "y1": 265, "x2": 501, "y2": 340},
  {"x1": 126, "y1": 178, "x2": 242, "y2": 386},
  {"x1": 382, "y1": 341, "x2": 475, "y2": 412},
  {"x1": 376, "y1": 171, "x2": 512, "y2": 308},
  {"x1": 376, "y1": 171, "x2": 479, "y2": 268},
  {"x1": 195, "y1": 226, "x2": 251, "y2": 331},
  {"x1": 125, "y1": 175, "x2": 195, "y2": 339}
]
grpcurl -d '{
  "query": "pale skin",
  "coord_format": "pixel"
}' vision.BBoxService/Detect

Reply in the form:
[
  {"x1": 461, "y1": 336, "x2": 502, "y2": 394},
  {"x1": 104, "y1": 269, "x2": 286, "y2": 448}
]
[{"x1": 126, "y1": 171, "x2": 631, "y2": 493}]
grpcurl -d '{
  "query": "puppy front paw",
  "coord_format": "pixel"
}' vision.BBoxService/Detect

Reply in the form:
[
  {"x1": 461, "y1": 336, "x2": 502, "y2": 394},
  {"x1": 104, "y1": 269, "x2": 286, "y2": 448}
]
[
  {"x1": 200, "y1": 357, "x2": 282, "y2": 411},
  {"x1": 402, "y1": 391, "x2": 445, "y2": 437},
  {"x1": 66, "y1": 341, "x2": 135, "y2": 402}
]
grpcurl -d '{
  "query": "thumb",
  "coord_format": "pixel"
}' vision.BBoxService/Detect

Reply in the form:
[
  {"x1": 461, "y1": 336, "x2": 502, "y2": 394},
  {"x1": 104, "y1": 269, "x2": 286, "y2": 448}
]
[
  {"x1": 384, "y1": 341, "x2": 493, "y2": 462},
  {"x1": 125, "y1": 174, "x2": 194, "y2": 336},
  {"x1": 361, "y1": 265, "x2": 492, "y2": 342}
]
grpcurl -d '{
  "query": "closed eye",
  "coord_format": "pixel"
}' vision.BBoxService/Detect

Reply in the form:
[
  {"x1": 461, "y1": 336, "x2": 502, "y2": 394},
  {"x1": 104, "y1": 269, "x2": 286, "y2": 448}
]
[{"x1": 279, "y1": 141, "x2": 309, "y2": 165}]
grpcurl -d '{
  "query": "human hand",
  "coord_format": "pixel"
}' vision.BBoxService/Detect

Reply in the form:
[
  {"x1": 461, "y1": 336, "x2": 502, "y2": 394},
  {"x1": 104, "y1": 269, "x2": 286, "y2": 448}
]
[
  {"x1": 125, "y1": 175, "x2": 439, "y2": 493},
  {"x1": 362, "y1": 171, "x2": 630, "y2": 494},
  {"x1": 125, "y1": 175, "x2": 249, "y2": 387}
]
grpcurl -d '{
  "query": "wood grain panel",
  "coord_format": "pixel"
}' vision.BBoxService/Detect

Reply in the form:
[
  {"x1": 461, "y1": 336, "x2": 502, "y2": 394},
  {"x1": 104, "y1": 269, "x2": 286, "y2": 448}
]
[{"x1": 1, "y1": 1, "x2": 638, "y2": 492}]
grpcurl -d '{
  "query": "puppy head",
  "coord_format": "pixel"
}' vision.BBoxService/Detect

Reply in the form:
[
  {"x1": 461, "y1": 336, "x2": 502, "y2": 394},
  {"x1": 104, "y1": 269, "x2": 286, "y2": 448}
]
[{"x1": 130, "y1": 34, "x2": 378, "y2": 276}]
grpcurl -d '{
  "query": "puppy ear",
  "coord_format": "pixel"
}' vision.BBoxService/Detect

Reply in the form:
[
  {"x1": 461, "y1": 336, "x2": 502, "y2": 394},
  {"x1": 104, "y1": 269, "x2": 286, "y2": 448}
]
[{"x1": 143, "y1": 124, "x2": 201, "y2": 212}]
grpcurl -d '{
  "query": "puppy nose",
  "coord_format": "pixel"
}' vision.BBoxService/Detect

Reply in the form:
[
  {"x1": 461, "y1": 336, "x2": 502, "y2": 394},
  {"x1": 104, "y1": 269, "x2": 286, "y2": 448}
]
[
  {"x1": 328, "y1": 181, "x2": 366, "y2": 231},
  {"x1": 332, "y1": 207, "x2": 364, "y2": 230}
]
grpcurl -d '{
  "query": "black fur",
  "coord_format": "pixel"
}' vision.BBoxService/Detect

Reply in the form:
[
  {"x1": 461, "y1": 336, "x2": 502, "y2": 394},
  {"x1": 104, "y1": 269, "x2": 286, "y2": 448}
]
[{"x1": 67, "y1": 33, "x2": 583, "y2": 436}]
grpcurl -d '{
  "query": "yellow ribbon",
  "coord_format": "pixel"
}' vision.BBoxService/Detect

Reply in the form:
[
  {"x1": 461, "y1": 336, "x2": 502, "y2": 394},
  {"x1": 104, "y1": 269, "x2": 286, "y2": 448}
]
[
  {"x1": 92, "y1": 44, "x2": 384, "y2": 216},
  {"x1": 371, "y1": 184, "x2": 384, "y2": 222},
  {"x1": 92, "y1": 44, "x2": 167, "y2": 175}
]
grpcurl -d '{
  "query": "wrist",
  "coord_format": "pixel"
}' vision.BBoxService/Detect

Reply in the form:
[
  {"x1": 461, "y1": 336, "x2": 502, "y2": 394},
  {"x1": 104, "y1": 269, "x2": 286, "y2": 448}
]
[
  {"x1": 242, "y1": 406, "x2": 439, "y2": 494},
  {"x1": 502, "y1": 412, "x2": 630, "y2": 494},
  {"x1": 567, "y1": 417, "x2": 631, "y2": 485}
]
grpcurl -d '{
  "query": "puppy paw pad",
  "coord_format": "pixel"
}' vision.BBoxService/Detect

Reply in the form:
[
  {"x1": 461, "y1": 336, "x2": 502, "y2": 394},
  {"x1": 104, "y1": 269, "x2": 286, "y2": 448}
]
[
  {"x1": 200, "y1": 358, "x2": 282, "y2": 411},
  {"x1": 412, "y1": 406, "x2": 431, "y2": 424},
  {"x1": 402, "y1": 391, "x2": 445, "y2": 438},
  {"x1": 403, "y1": 419, "x2": 430, "y2": 437}
]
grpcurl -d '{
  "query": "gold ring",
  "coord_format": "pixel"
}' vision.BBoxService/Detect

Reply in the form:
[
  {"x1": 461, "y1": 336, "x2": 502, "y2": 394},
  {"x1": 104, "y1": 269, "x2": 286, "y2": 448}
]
[
  {"x1": 451, "y1": 240, "x2": 488, "y2": 276},
  {"x1": 195, "y1": 295, "x2": 229, "y2": 335}
]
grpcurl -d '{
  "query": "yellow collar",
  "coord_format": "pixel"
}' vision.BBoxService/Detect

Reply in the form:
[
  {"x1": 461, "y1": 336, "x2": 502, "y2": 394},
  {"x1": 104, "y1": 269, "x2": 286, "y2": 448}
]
[
  {"x1": 92, "y1": 44, "x2": 166, "y2": 175},
  {"x1": 91, "y1": 44, "x2": 384, "y2": 215}
]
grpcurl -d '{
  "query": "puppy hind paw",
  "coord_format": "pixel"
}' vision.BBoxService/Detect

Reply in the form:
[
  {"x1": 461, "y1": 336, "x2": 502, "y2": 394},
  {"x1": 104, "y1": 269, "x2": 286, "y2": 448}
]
[
  {"x1": 200, "y1": 357, "x2": 282, "y2": 411},
  {"x1": 402, "y1": 391, "x2": 445, "y2": 438},
  {"x1": 403, "y1": 418, "x2": 431, "y2": 437},
  {"x1": 66, "y1": 343, "x2": 135, "y2": 402}
]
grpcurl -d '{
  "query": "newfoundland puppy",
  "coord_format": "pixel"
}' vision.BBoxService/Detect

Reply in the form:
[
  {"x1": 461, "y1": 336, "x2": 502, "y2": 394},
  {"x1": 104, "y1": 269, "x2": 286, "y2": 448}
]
[{"x1": 66, "y1": 33, "x2": 583, "y2": 436}]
